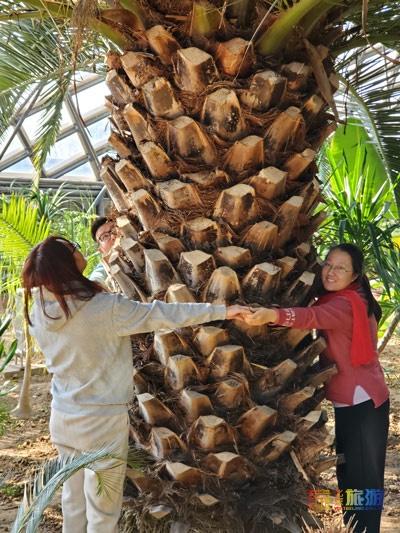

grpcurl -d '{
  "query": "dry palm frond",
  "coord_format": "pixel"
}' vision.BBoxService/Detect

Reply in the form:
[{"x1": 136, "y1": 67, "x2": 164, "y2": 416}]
[
  {"x1": 303, "y1": 514, "x2": 356, "y2": 533},
  {"x1": 71, "y1": 0, "x2": 99, "y2": 56},
  {"x1": 121, "y1": 474, "x2": 309, "y2": 532}
]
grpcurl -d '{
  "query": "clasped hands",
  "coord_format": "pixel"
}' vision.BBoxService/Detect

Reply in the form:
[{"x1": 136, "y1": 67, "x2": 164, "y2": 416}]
[{"x1": 225, "y1": 305, "x2": 278, "y2": 326}]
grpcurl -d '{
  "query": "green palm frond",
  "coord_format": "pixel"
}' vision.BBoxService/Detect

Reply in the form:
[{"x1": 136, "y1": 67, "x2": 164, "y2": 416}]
[
  {"x1": 0, "y1": 194, "x2": 50, "y2": 294},
  {"x1": 369, "y1": 228, "x2": 400, "y2": 326},
  {"x1": 28, "y1": 184, "x2": 78, "y2": 221},
  {"x1": 0, "y1": 0, "x2": 73, "y2": 23},
  {"x1": 332, "y1": 1, "x2": 400, "y2": 54},
  {"x1": 0, "y1": 315, "x2": 18, "y2": 396},
  {"x1": 0, "y1": 194, "x2": 50, "y2": 259},
  {"x1": 257, "y1": 0, "x2": 326, "y2": 56},
  {"x1": 335, "y1": 50, "x2": 400, "y2": 207},
  {"x1": 319, "y1": 145, "x2": 398, "y2": 238},
  {"x1": 0, "y1": 19, "x2": 67, "y2": 135},
  {"x1": 0, "y1": 315, "x2": 18, "y2": 372},
  {"x1": 11, "y1": 444, "x2": 151, "y2": 533},
  {"x1": 0, "y1": 12, "x2": 108, "y2": 173},
  {"x1": 369, "y1": 229, "x2": 400, "y2": 299},
  {"x1": 29, "y1": 80, "x2": 70, "y2": 174},
  {"x1": 316, "y1": 134, "x2": 400, "y2": 322}
]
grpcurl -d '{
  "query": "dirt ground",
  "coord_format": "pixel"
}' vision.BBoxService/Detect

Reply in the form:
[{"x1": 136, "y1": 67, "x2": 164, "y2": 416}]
[{"x1": 1, "y1": 337, "x2": 399, "y2": 533}]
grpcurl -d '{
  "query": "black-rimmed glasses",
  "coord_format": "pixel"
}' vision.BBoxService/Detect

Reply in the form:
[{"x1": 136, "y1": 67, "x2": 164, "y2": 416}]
[{"x1": 97, "y1": 230, "x2": 115, "y2": 244}]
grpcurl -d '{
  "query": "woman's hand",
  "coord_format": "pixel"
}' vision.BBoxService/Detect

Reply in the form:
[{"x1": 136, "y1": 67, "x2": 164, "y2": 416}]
[
  {"x1": 225, "y1": 305, "x2": 255, "y2": 321},
  {"x1": 242, "y1": 307, "x2": 278, "y2": 326}
]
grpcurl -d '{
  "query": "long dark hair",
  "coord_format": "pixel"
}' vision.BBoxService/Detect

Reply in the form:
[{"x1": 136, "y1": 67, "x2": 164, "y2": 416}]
[
  {"x1": 22, "y1": 236, "x2": 103, "y2": 324},
  {"x1": 327, "y1": 243, "x2": 382, "y2": 323}
]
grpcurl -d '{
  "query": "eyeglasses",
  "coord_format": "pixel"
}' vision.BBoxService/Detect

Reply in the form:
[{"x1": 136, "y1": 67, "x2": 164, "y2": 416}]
[
  {"x1": 97, "y1": 230, "x2": 115, "y2": 244},
  {"x1": 71, "y1": 242, "x2": 81, "y2": 254},
  {"x1": 322, "y1": 261, "x2": 352, "y2": 275}
]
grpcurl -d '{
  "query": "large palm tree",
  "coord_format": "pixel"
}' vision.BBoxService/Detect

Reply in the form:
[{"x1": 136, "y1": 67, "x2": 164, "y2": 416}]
[
  {"x1": 1, "y1": 2, "x2": 399, "y2": 196},
  {"x1": 1, "y1": 1, "x2": 400, "y2": 531}
]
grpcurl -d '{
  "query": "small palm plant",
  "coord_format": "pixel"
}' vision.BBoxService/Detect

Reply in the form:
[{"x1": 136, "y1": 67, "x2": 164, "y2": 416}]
[
  {"x1": 11, "y1": 445, "x2": 151, "y2": 533},
  {"x1": 371, "y1": 239, "x2": 400, "y2": 351},
  {"x1": 317, "y1": 120, "x2": 400, "y2": 306},
  {"x1": 0, "y1": 186, "x2": 103, "y2": 302},
  {"x1": 317, "y1": 121, "x2": 399, "y2": 251},
  {"x1": 0, "y1": 193, "x2": 51, "y2": 300},
  {"x1": 0, "y1": 315, "x2": 17, "y2": 397}
]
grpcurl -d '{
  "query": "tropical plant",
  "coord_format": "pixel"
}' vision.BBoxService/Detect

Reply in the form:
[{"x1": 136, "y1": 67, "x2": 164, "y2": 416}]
[
  {"x1": 1, "y1": 1, "x2": 400, "y2": 184},
  {"x1": 11, "y1": 445, "x2": 150, "y2": 533},
  {"x1": 52, "y1": 208, "x2": 102, "y2": 276},
  {"x1": 27, "y1": 184, "x2": 78, "y2": 221},
  {"x1": 0, "y1": 315, "x2": 18, "y2": 397},
  {"x1": 0, "y1": 187, "x2": 101, "y2": 302},
  {"x1": 0, "y1": 194, "x2": 51, "y2": 298},
  {"x1": 370, "y1": 238, "x2": 400, "y2": 350},
  {"x1": 332, "y1": 49, "x2": 400, "y2": 213},
  {"x1": 316, "y1": 121, "x2": 400, "y2": 330},
  {"x1": 325, "y1": 118, "x2": 398, "y2": 217},
  {"x1": 316, "y1": 126, "x2": 399, "y2": 252},
  {"x1": 2, "y1": 1, "x2": 400, "y2": 531}
]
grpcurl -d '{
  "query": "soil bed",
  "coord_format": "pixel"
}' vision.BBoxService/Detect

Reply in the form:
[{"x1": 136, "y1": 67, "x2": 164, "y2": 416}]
[{"x1": 1, "y1": 337, "x2": 399, "y2": 532}]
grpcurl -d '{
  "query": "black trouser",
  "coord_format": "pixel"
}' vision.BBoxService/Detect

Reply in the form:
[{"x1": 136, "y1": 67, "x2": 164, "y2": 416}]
[{"x1": 335, "y1": 398, "x2": 390, "y2": 533}]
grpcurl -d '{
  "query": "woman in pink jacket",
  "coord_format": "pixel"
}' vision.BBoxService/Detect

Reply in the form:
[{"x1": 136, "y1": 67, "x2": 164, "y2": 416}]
[{"x1": 245, "y1": 243, "x2": 389, "y2": 533}]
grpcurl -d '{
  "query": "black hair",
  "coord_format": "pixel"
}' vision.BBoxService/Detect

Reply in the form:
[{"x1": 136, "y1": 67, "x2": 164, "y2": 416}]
[
  {"x1": 90, "y1": 216, "x2": 110, "y2": 242},
  {"x1": 327, "y1": 243, "x2": 382, "y2": 323}
]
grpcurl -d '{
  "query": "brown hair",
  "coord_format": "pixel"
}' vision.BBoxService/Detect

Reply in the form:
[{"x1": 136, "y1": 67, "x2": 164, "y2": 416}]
[{"x1": 22, "y1": 236, "x2": 103, "y2": 324}]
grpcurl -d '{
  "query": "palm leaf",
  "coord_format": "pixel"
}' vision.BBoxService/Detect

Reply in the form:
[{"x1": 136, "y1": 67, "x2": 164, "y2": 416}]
[
  {"x1": 11, "y1": 444, "x2": 151, "y2": 533},
  {"x1": 334, "y1": 50, "x2": 400, "y2": 207},
  {"x1": 315, "y1": 141, "x2": 400, "y2": 307},
  {"x1": 0, "y1": 316, "x2": 18, "y2": 372},
  {"x1": 0, "y1": 316, "x2": 18, "y2": 395},
  {"x1": 369, "y1": 228, "x2": 400, "y2": 302},
  {"x1": 0, "y1": 194, "x2": 50, "y2": 294},
  {"x1": 0, "y1": 12, "x2": 108, "y2": 174},
  {"x1": 28, "y1": 184, "x2": 78, "y2": 221},
  {"x1": 331, "y1": 0, "x2": 400, "y2": 54}
]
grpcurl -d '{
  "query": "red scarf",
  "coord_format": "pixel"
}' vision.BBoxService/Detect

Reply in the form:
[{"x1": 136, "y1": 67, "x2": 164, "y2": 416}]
[{"x1": 316, "y1": 283, "x2": 377, "y2": 367}]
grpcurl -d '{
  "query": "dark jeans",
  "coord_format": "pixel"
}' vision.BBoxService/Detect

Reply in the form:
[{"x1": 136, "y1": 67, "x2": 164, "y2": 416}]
[{"x1": 335, "y1": 398, "x2": 390, "y2": 533}]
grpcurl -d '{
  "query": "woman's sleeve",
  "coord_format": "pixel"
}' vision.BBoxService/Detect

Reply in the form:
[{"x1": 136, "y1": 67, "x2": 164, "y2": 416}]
[
  {"x1": 273, "y1": 296, "x2": 353, "y2": 331},
  {"x1": 111, "y1": 294, "x2": 227, "y2": 336}
]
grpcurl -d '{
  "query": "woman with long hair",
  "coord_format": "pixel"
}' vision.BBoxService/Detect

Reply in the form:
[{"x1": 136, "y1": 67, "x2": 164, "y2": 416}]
[
  {"x1": 22, "y1": 236, "x2": 251, "y2": 533},
  {"x1": 244, "y1": 243, "x2": 390, "y2": 533}
]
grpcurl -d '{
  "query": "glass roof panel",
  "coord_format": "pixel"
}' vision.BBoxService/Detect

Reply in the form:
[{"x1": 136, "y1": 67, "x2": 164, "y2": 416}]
[
  {"x1": 44, "y1": 133, "x2": 86, "y2": 172},
  {"x1": 59, "y1": 103, "x2": 74, "y2": 130},
  {"x1": 3, "y1": 156, "x2": 35, "y2": 177},
  {"x1": 65, "y1": 161, "x2": 97, "y2": 180},
  {"x1": 0, "y1": 127, "x2": 25, "y2": 162},
  {"x1": 86, "y1": 117, "x2": 110, "y2": 149},
  {"x1": 0, "y1": 74, "x2": 108, "y2": 185},
  {"x1": 22, "y1": 110, "x2": 47, "y2": 141},
  {"x1": 74, "y1": 81, "x2": 108, "y2": 120}
]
